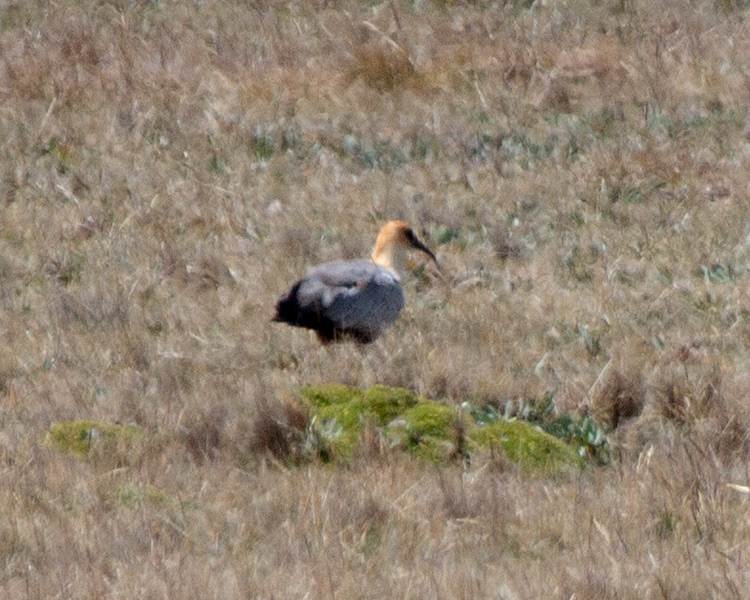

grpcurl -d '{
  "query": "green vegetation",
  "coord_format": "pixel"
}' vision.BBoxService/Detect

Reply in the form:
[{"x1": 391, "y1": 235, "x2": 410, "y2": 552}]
[
  {"x1": 394, "y1": 401, "x2": 458, "y2": 462},
  {"x1": 297, "y1": 384, "x2": 421, "y2": 460},
  {"x1": 464, "y1": 395, "x2": 612, "y2": 464},
  {"x1": 470, "y1": 420, "x2": 585, "y2": 473},
  {"x1": 42, "y1": 420, "x2": 143, "y2": 458},
  {"x1": 294, "y1": 385, "x2": 598, "y2": 470}
]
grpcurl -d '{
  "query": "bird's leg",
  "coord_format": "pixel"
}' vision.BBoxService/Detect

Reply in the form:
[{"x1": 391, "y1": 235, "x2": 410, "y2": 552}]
[{"x1": 362, "y1": 338, "x2": 393, "y2": 385}]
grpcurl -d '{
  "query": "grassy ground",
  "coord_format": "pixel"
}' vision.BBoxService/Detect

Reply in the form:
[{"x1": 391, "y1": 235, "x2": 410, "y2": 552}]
[{"x1": 2, "y1": 0, "x2": 750, "y2": 597}]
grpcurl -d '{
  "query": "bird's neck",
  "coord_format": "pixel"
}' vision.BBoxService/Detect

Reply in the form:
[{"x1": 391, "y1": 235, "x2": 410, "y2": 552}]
[{"x1": 372, "y1": 244, "x2": 405, "y2": 275}]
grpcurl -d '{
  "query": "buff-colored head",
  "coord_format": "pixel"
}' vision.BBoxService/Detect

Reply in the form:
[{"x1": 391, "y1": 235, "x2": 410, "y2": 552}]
[{"x1": 371, "y1": 221, "x2": 438, "y2": 274}]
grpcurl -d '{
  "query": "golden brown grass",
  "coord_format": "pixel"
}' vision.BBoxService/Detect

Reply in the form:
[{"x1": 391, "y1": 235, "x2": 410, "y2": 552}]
[{"x1": 2, "y1": 0, "x2": 750, "y2": 597}]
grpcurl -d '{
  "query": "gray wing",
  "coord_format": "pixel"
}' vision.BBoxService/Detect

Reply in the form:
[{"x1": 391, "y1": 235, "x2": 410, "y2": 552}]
[{"x1": 296, "y1": 260, "x2": 404, "y2": 332}]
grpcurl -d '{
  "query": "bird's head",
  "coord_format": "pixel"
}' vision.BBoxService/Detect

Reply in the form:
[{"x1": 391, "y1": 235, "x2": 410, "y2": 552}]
[{"x1": 372, "y1": 221, "x2": 439, "y2": 274}]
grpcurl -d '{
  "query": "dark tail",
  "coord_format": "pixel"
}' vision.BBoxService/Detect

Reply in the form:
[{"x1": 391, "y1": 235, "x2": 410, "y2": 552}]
[
  {"x1": 272, "y1": 282, "x2": 340, "y2": 343},
  {"x1": 272, "y1": 282, "x2": 301, "y2": 324}
]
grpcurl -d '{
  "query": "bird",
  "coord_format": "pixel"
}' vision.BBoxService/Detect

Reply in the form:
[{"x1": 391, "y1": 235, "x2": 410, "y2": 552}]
[{"x1": 273, "y1": 221, "x2": 438, "y2": 344}]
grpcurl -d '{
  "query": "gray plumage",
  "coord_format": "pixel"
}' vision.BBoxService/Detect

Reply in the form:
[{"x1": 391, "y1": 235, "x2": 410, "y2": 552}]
[{"x1": 273, "y1": 260, "x2": 404, "y2": 343}]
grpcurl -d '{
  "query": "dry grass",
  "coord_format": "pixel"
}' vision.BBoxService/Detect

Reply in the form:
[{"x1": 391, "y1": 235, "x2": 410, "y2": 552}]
[{"x1": 2, "y1": 0, "x2": 750, "y2": 596}]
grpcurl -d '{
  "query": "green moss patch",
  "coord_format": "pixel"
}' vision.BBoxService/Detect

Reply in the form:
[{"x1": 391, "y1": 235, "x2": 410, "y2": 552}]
[
  {"x1": 298, "y1": 384, "x2": 363, "y2": 408},
  {"x1": 400, "y1": 402, "x2": 455, "y2": 438},
  {"x1": 299, "y1": 384, "x2": 418, "y2": 421},
  {"x1": 298, "y1": 384, "x2": 420, "y2": 460},
  {"x1": 294, "y1": 385, "x2": 591, "y2": 473},
  {"x1": 387, "y1": 401, "x2": 462, "y2": 462},
  {"x1": 470, "y1": 420, "x2": 585, "y2": 474},
  {"x1": 41, "y1": 420, "x2": 143, "y2": 458},
  {"x1": 298, "y1": 385, "x2": 464, "y2": 463},
  {"x1": 359, "y1": 385, "x2": 420, "y2": 424}
]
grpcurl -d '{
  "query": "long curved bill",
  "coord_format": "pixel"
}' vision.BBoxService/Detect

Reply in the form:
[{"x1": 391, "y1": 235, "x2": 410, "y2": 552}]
[{"x1": 411, "y1": 235, "x2": 440, "y2": 270}]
